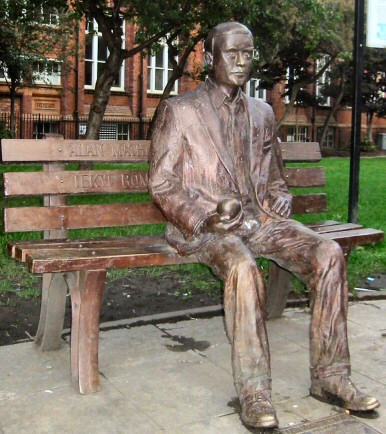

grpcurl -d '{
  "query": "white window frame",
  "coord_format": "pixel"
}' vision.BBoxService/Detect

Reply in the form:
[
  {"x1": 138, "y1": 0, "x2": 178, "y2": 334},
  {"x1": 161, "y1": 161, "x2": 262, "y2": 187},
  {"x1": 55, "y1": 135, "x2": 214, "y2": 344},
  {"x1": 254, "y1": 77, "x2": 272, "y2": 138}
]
[
  {"x1": 84, "y1": 18, "x2": 125, "y2": 91},
  {"x1": 286, "y1": 126, "x2": 309, "y2": 142},
  {"x1": 0, "y1": 68, "x2": 8, "y2": 82},
  {"x1": 79, "y1": 122, "x2": 130, "y2": 140},
  {"x1": 318, "y1": 127, "x2": 335, "y2": 148},
  {"x1": 33, "y1": 60, "x2": 61, "y2": 86},
  {"x1": 316, "y1": 57, "x2": 331, "y2": 107},
  {"x1": 41, "y1": 10, "x2": 59, "y2": 26},
  {"x1": 376, "y1": 71, "x2": 386, "y2": 98},
  {"x1": 147, "y1": 43, "x2": 178, "y2": 95},
  {"x1": 245, "y1": 78, "x2": 266, "y2": 101},
  {"x1": 284, "y1": 67, "x2": 305, "y2": 104},
  {"x1": 33, "y1": 121, "x2": 59, "y2": 139},
  {"x1": 31, "y1": 6, "x2": 59, "y2": 26}
]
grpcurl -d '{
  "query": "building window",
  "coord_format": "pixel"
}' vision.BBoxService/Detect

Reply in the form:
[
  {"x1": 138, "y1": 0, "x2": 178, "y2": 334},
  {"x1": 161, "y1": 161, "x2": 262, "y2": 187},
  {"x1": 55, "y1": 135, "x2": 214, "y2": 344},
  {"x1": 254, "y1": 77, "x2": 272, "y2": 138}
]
[
  {"x1": 80, "y1": 122, "x2": 129, "y2": 140},
  {"x1": 98, "y1": 123, "x2": 129, "y2": 140},
  {"x1": 31, "y1": 7, "x2": 59, "y2": 26},
  {"x1": 41, "y1": 10, "x2": 59, "y2": 26},
  {"x1": 286, "y1": 126, "x2": 309, "y2": 142},
  {"x1": 245, "y1": 78, "x2": 266, "y2": 101},
  {"x1": 316, "y1": 57, "x2": 331, "y2": 107},
  {"x1": 33, "y1": 61, "x2": 61, "y2": 86},
  {"x1": 117, "y1": 123, "x2": 129, "y2": 140},
  {"x1": 147, "y1": 44, "x2": 178, "y2": 94},
  {"x1": 85, "y1": 18, "x2": 125, "y2": 90},
  {"x1": 317, "y1": 127, "x2": 334, "y2": 148},
  {"x1": 33, "y1": 121, "x2": 59, "y2": 139}
]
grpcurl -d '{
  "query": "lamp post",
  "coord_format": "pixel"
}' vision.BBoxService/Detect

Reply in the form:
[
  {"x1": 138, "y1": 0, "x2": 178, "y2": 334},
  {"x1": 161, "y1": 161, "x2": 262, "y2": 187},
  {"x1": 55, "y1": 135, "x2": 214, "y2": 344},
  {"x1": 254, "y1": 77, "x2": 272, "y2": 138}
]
[{"x1": 348, "y1": 0, "x2": 365, "y2": 224}]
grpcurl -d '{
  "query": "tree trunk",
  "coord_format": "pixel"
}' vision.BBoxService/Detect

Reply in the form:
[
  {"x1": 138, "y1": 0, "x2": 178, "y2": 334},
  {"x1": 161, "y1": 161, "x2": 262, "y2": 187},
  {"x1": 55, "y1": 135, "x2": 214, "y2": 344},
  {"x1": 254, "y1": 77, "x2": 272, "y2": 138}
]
[
  {"x1": 276, "y1": 82, "x2": 302, "y2": 131},
  {"x1": 366, "y1": 111, "x2": 374, "y2": 142},
  {"x1": 86, "y1": 49, "x2": 123, "y2": 140},
  {"x1": 276, "y1": 58, "x2": 335, "y2": 133},
  {"x1": 147, "y1": 42, "x2": 196, "y2": 139},
  {"x1": 80, "y1": 50, "x2": 123, "y2": 170},
  {"x1": 319, "y1": 77, "x2": 345, "y2": 148}
]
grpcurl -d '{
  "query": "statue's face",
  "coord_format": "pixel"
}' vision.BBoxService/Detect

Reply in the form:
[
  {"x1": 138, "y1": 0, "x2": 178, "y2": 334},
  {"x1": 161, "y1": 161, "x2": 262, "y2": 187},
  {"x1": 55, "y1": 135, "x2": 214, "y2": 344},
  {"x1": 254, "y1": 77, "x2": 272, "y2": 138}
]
[{"x1": 211, "y1": 32, "x2": 254, "y2": 90}]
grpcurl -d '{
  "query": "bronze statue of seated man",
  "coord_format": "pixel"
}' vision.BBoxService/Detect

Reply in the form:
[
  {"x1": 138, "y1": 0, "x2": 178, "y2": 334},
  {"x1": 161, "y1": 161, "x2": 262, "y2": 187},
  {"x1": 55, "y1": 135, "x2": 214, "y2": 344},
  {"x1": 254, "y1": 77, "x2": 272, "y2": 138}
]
[{"x1": 149, "y1": 21, "x2": 380, "y2": 429}]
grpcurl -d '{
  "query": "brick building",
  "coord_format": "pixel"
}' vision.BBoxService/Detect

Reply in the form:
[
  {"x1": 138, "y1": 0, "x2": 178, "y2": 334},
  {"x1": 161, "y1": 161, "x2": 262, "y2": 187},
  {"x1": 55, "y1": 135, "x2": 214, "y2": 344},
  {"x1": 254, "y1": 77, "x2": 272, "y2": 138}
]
[{"x1": 1, "y1": 19, "x2": 386, "y2": 148}]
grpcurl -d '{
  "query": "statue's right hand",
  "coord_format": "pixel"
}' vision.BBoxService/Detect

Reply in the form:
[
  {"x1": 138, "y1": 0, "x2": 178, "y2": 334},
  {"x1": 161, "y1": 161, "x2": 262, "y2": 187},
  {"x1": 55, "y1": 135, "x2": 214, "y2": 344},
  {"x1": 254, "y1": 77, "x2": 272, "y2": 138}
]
[{"x1": 203, "y1": 209, "x2": 244, "y2": 235}]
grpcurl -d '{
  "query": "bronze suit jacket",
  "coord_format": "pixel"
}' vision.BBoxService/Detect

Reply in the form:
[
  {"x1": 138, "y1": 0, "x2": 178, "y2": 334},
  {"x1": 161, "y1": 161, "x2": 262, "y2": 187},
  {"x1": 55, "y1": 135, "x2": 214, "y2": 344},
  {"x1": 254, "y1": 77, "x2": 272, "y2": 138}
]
[{"x1": 149, "y1": 82, "x2": 291, "y2": 255}]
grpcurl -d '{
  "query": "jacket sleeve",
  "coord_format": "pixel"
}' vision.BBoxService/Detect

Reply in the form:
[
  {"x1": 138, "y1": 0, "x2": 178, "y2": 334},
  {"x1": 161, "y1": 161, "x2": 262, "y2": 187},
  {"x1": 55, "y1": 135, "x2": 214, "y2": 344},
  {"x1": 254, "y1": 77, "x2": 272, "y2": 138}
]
[
  {"x1": 149, "y1": 100, "x2": 210, "y2": 240},
  {"x1": 265, "y1": 106, "x2": 292, "y2": 203}
]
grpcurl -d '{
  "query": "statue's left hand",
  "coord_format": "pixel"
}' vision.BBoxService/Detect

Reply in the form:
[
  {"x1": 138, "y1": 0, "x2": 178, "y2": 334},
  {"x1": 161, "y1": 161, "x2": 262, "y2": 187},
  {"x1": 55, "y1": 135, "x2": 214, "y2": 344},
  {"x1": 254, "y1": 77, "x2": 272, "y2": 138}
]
[{"x1": 271, "y1": 196, "x2": 292, "y2": 218}]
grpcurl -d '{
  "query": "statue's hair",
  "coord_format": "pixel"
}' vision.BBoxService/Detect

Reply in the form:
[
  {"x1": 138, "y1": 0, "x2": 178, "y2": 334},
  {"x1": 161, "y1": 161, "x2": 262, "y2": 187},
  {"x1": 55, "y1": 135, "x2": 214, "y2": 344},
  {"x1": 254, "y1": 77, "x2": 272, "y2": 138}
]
[{"x1": 204, "y1": 22, "x2": 253, "y2": 55}]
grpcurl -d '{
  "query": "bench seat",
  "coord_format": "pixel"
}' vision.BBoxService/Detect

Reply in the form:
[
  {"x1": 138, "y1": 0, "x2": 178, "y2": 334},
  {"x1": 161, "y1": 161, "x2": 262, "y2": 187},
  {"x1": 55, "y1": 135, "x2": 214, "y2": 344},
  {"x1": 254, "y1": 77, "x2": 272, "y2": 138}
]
[{"x1": 9, "y1": 221, "x2": 383, "y2": 273}]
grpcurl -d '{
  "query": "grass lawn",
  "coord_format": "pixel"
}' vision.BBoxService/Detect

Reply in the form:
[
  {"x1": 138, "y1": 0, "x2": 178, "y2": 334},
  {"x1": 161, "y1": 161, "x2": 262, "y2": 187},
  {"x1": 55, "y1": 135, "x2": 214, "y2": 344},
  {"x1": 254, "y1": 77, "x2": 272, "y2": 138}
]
[{"x1": 0, "y1": 156, "x2": 385, "y2": 300}]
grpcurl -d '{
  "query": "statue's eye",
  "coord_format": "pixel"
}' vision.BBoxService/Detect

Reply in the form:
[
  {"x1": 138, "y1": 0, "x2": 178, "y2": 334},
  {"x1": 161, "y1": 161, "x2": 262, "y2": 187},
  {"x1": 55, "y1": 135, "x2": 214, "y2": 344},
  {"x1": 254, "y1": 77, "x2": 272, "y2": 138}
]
[{"x1": 226, "y1": 50, "x2": 237, "y2": 58}]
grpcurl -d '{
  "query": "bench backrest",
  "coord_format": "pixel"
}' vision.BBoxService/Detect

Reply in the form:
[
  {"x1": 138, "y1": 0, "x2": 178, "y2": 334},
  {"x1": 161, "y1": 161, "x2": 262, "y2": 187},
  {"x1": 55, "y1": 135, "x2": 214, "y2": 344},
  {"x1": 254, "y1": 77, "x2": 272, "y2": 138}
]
[{"x1": 1, "y1": 137, "x2": 326, "y2": 236}]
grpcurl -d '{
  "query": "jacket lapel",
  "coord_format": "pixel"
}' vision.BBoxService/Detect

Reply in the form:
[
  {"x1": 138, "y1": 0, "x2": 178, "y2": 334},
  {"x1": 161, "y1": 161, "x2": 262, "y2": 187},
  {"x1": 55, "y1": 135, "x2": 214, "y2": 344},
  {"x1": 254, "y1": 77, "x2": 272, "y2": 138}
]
[{"x1": 194, "y1": 86, "x2": 238, "y2": 187}]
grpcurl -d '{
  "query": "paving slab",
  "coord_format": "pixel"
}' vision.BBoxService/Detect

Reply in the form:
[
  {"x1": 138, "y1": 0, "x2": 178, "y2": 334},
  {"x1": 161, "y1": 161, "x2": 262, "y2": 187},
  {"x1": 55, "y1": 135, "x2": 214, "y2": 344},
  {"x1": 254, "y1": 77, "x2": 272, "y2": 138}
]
[
  {"x1": 0, "y1": 341, "x2": 71, "y2": 397},
  {"x1": 0, "y1": 302, "x2": 385, "y2": 433},
  {"x1": 0, "y1": 382, "x2": 163, "y2": 434}
]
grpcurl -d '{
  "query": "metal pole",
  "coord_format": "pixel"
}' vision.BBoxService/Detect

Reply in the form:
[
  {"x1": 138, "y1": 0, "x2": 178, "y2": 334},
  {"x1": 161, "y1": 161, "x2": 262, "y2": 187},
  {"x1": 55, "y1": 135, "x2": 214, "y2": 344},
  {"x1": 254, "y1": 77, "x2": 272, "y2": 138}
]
[
  {"x1": 348, "y1": 0, "x2": 365, "y2": 223},
  {"x1": 74, "y1": 20, "x2": 80, "y2": 139}
]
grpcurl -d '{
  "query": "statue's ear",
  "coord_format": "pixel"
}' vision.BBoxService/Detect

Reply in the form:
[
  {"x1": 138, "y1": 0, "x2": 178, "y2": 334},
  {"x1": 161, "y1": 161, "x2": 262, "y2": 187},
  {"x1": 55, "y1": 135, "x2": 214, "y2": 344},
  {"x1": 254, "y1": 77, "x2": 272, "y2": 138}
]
[{"x1": 204, "y1": 51, "x2": 213, "y2": 70}]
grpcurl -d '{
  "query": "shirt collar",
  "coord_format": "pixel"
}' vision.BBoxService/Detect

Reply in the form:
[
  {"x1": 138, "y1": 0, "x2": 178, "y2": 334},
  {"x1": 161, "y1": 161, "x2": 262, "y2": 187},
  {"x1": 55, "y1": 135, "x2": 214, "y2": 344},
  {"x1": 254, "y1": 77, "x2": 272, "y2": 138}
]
[{"x1": 205, "y1": 77, "x2": 243, "y2": 110}]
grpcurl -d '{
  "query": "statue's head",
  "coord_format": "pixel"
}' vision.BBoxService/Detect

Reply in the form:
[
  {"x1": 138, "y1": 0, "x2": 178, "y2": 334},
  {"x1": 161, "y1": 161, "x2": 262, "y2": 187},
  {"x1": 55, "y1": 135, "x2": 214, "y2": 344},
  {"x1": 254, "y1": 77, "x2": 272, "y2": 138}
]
[{"x1": 204, "y1": 22, "x2": 254, "y2": 92}]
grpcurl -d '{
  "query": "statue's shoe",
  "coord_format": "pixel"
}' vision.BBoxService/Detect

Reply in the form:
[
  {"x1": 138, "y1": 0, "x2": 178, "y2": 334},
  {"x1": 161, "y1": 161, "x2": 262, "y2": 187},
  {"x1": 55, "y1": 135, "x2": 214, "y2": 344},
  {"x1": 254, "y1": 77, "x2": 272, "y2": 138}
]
[
  {"x1": 240, "y1": 389, "x2": 279, "y2": 428},
  {"x1": 310, "y1": 375, "x2": 380, "y2": 411}
]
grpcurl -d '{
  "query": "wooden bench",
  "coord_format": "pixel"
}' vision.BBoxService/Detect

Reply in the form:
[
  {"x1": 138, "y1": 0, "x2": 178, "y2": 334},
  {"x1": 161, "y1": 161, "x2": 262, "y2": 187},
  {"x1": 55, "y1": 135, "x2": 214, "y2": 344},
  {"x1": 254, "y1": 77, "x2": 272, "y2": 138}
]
[{"x1": 1, "y1": 137, "x2": 383, "y2": 394}]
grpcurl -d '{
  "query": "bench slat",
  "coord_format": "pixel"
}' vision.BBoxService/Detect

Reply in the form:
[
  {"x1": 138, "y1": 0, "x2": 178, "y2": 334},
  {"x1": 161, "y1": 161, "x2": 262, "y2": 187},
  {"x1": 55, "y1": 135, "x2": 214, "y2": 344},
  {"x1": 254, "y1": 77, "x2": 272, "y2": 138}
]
[
  {"x1": 292, "y1": 194, "x2": 327, "y2": 214},
  {"x1": 1, "y1": 139, "x2": 150, "y2": 163},
  {"x1": 322, "y1": 228, "x2": 384, "y2": 248},
  {"x1": 2, "y1": 139, "x2": 319, "y2": 163},
  {"x1": 279, "y1": 142, "x2": 321, "y2": 162},
  {"x1": 4, "y1": 167, "x2": 324, "y2": 197},
  {"x1": 3, "y1": 170, "x2": 149, "y2": 196},
  {"x1": 305, "y1": 220, "x2": 341, "y2": 228},
  {"x1": 4, "y1": 194, "x2": 326, "y2": 233},
  {"x1": 11, "y1": 236, "x2": 161, "y2": 262},
  {"x1": 3, "y1": 203, "x2": 166, "y2": 232},
  {"x1": 284, "y1": 167, "x2": 325, "y2": 187},
  {"x1": 27, "y1": 245, "x2": 198, "y2": 273},
  {"x1": 310, "y1": 223, "x2": 363, "y2": 233}
]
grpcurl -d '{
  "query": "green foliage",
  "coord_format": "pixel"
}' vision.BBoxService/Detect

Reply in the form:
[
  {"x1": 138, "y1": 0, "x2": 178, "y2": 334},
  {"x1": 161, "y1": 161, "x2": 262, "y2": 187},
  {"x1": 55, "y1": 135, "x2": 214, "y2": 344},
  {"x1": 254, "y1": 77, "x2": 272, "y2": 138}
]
[
  {"x1": 0, "y1": 121, "x2": 13, "y2": 139},
  {"x1": 362, "y1": 48, "x2": 386, "y2": 122},
  {"x1": 244, "y1": 0, "x2": 343, "y2": 89},
  {"x1": 360, "y1": 140, "x2": 376, "y2": 152},
  {"x1": 0, "y1": 0, "x2": 76, "y2": 90}
]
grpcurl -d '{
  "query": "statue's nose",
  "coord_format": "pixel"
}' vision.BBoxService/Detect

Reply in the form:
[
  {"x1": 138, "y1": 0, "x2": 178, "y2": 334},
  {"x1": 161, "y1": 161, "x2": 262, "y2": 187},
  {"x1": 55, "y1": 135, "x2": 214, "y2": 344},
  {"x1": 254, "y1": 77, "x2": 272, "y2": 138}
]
[{"x1": 236, "y1": 52, "x2": 245, "y2": 66}]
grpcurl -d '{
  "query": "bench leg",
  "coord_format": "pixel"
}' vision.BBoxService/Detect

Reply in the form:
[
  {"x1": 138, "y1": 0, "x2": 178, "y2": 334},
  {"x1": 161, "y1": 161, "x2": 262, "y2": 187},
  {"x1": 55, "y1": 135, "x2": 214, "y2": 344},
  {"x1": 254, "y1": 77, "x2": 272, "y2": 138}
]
[
  {"x1": 65, "y1": 270, "x2": 106, "y2": 394},
  {"x1": 341, "y1": 247, "x2": 351, "y2": 263},
  {"x1": 35, "y1": 273, "x2": 68, "y2": 351},
  {"x1": 265, "y1": 261, "x2": 292, "y2": 320}
]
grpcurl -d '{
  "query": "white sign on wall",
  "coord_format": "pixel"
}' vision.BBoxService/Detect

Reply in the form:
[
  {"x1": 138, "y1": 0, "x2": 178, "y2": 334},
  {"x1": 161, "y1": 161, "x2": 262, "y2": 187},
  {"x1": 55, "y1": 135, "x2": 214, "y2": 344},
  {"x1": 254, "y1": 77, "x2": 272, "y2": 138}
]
[{"x1": 367, "y1": 0, "x2": 386, "y2": 48}]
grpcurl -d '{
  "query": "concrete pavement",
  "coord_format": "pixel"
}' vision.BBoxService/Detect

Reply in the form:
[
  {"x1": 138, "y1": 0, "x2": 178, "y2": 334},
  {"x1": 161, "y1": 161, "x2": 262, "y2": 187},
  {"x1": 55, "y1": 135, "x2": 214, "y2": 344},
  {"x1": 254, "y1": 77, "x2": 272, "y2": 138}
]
[{"x1": 1, "y1": 300, "x2": 385, "y2": 433}]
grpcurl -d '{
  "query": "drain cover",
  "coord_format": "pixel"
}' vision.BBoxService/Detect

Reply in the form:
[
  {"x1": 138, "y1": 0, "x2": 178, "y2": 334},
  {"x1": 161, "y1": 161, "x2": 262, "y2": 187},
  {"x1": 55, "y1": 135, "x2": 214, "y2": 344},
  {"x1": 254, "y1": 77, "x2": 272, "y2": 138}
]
[{"x1": 280, "y1": 413, "x2": 380, "y2": 433}]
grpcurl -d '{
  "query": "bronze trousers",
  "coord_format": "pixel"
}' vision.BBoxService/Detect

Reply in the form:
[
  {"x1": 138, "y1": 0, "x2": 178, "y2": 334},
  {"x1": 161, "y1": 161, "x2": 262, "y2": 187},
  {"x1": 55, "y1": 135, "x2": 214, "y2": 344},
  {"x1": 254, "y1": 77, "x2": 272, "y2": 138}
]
[{"x1": 196, "y1": 217, "x2": 351, "y2": 397}]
